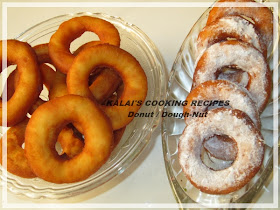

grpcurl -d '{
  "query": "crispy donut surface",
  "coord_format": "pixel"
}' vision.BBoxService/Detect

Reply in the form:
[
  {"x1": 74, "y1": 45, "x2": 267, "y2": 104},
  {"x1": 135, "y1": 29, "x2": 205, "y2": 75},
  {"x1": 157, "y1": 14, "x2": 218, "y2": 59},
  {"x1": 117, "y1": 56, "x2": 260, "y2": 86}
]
[
  {"x1": 0, "y1": 118, "x2": 36, "y2": 178},
  {"x1": 25, "y1": 95, "x2": 113, "y2": 183},
  {"x1": 49, "y1": 16, "x2": 121, "y2": 73},
  {"x1": 33, "y1": 43, "x2": 52, "y2": 64},
  {"x1": 0, "y1": 40, "x2": 41, "y2": 126},
  {"x1": 67, "y1": 44, "x2": 148, "y2": 130},
  {"x1": 179, "y1": 108, "x2": 264, "y2": 194}
]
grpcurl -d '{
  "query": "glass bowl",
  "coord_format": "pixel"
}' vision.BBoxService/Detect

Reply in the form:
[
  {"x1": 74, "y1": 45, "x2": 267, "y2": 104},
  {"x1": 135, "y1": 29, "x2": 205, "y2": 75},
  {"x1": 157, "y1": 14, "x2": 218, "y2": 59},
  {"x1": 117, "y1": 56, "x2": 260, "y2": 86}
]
[
  {"x1": 161, "y1": 2, "x2": 278, "y2": 208},
  {"x1": 0, "y1": 12, "x2": 167, "y2": 199}
]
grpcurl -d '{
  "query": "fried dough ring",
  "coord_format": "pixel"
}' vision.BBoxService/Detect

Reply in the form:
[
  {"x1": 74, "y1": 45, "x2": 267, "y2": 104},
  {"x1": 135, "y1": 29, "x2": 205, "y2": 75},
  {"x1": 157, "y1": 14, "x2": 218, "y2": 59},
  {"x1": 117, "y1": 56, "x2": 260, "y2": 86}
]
[
  {"x1": 0, "y1": 118, "x2": 36, "y2": 178},
  {"x1": 197, "y1": 15, "x2": 265, "y2": 56},
  {"x1": 25, "y1": 95, "x2": 113, "y2": 183},
  {"x1": 184, "y1": 80, "x2": 261, "y2": 129},
  {"x1": 33, "y1": 43, "x2": 52, "y2": 64},
  {"x1": 2, "y1": 70, "x2": 17, "y2": 101},
  {"x1": 89, "y1": 67, "x2": 122, "y2": 103},
  {"x1": 179, "y1": 108, "x2": 264, "y2": 194},
  {"x1": 67, "y1": 44, "x2": 148, "y2": 130},
  {"x1": 8, "y1": 43, "x2": 54, "y2": 95},
  {"x1": 193, "y1": 40, "x2": 271, "y2": 112},
  {"x1": 207, "y1": 0, "x2": 273, "y2": 49},
  {"x1": 39, "y1": 64, "x2": 55, "y2": 90},
  {"x1": 59, "y1": 126, "x2": 126, "y2": 158},
  {"x1": 49, "y1": 16, "x2": 121, "y2": 74},
  {"x1": 0, "y1": 40, "x2": 41, "y2": 126}
]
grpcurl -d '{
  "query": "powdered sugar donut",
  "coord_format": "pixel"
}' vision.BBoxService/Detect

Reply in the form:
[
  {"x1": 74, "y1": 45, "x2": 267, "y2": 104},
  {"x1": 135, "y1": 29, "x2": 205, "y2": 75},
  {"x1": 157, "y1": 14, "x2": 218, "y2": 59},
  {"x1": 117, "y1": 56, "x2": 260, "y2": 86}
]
[
  {"x1": 184, "y1": 80, "x2": 261, "y2": 129},
  {"x1": 178, "y1": 108, "x2": 264, "y2": 194},
  {"x1": 197, "y1": 15, "x2": 265, "y2": 57},
  {"x1": 207, "y1": 0, "x2": 273, "y2": 50},
  {"x1": 192, "y1": 40, "x2": 271, "y2": 112}
]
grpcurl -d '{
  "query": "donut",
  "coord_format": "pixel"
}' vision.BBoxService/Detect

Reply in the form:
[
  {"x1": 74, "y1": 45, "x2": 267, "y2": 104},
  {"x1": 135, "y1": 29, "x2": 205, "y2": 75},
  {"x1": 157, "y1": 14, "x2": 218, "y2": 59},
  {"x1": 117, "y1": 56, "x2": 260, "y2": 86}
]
[
  {"x1": 75, "y1": 42, "x2": 123, "y2": 104},
  {"x1": 11, "y1": 44, "x2": 54, "y2": 93},
  {"x1": 178, "y1": 108, "x2": 264, "y2": 194},
  {"x1": 192, "y1": 40, "x2": 271, "y2": 112},
  {"x1": 207, "y1": 0, "x2": 273, "y2": 50},
  {"x1": 33, "y1": 43, "x2": 52, "y2": 64},
  {"x1": 57, "y1": 126, "x2": 84, "y2": 158},
  {"x1": 49, "y1": 70, "x2": 68, "y2": 100},
  {"x1": 49, "y1": 16, "x2": 121, "y2": 74},
  {"x1": 25, "y1": 95, "x2": 113, "y2": 183},
  {"x1": 197, "y1": 15, "x2": 265, "y2": 57},
  {"x1": 0, "y1": 118, "x2": 36, "y2": 178},
  {"x1": 184, "y1": 80, "x2": 261, "y2": 129},
  {"x1": 59, "y1": 126, "x2": 126, "y2": 158},
  {"x1": 49, "y1": 68, "x2": 120, "y2": 154},
  {"x1": 89, "y1": 67, "x2": 122, "y2": 103},
  {"x1": 39, "y1": 63, "x2": 55, "y2": 91},
  {"x1": 0, "y1": 40, "x2": 41, "y2": 126},
  {"x1": 67, "y1": 44, "x2": 148, "y2": 130},
  {"x1": 73, "y1": 40, "x2": 100, "y2": 55}
]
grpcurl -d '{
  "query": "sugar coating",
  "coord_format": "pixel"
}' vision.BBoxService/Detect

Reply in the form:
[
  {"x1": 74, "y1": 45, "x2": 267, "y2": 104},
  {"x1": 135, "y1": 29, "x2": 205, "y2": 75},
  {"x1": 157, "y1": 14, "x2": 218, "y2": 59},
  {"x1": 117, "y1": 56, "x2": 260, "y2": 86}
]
[
  {"x1": 197, "y1": 16, "x2": 263, "y2": 56},
  {"x1": 185, "y1": 80, "x2": 260, "y2": 129},
  {"x1": 178, "y1": 109, "x2": 264, "y2": 193},
  {"x1": 207, "y1": 0, "x2": 273, "y2": 47},
  {"x1": 193, "y1": 41, "x2": 269, "y2": 111}
]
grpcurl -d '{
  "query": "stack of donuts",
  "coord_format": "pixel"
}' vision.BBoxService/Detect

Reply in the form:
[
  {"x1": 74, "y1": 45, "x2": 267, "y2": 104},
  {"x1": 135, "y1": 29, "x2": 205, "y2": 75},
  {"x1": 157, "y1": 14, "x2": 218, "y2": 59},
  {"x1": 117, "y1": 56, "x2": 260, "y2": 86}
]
[
  {"x1": 0, "y1": 16, "x2": 148, "y2": 183},
  {"x1": 179, "y1": 0, "x2": 273, "y2": 194}
]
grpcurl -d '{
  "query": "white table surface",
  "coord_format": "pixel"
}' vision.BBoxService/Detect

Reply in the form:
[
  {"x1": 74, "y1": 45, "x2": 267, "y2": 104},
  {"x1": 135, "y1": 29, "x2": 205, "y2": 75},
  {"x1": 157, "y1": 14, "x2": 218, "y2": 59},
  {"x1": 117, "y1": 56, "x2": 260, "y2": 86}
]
[{"x1": 0, "y1": 0, "x2": 278, "y2": 209}]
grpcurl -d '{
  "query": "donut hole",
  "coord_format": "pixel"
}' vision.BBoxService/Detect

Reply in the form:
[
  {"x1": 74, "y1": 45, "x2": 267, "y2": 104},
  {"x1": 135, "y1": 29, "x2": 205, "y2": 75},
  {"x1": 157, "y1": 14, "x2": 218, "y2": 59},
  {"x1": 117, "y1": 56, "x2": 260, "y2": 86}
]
[
  {"x1": 201, "y1": 134, "x2": 238, "y2": 170},
  {"x1": 21, "y1": 142, "x2": 25, "y2": 149},
  {"x1": 70, "y1": 31, "x2": 99, "y2": 53},
  {"x1": 215, "y1": 66, "x2": 249, "y2": 88}
]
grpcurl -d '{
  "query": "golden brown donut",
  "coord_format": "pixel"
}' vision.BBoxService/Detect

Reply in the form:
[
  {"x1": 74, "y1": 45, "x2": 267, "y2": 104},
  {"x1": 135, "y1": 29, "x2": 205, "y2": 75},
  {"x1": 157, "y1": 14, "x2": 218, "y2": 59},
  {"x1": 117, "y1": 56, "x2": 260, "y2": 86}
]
[
  {"x1": 67, "y1": 44, "x2": 147, "y2": 130},
  {"x1": 49, "y1": 70, "x2": 68, "y2": 100},
  {"x1": 25, "y1": 95, "x2": 113, "y2": 183},
  {"x1": 49, "y1": 16, "x2": 121, "y2": 74},
  {"x1": 33, "y1": 43, "x2": 52, "y2": 64},
  {"x1": 0, "y1": 118, "x2": 36, "y2": 178},
  {"x1": 179, "y1": 108, "x2": 264, "y2": 194},
  {"x1": 39, "y1": 63, "x2": 55, "y2": 91},
  {"x1": 59, "y1": 126, "x2": 126, "y2": 158},
  {"x1": 0, "y1": 40, "x2": 41, "y2": 126},
  {"x1": 89, "y1": 67, "x2": 122, "y2": 104}
]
